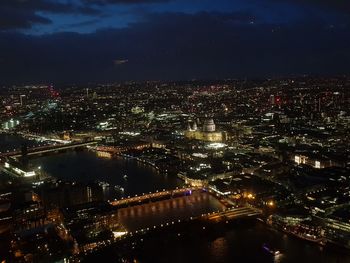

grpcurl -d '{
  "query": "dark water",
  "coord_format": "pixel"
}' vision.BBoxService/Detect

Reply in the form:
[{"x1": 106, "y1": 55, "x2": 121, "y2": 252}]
[
  {"x1": 0, "y1": 133, "x2": 44, "y2": 153},
  {"x1": 85, "y1": 220, "x2": 350, "y2": 263},
  {"x1": 30, "y1": 150, "x2": 182, "y2": 196},
  {"x1": 133, "y1": 221, "x2": 350, "y2": 263}
]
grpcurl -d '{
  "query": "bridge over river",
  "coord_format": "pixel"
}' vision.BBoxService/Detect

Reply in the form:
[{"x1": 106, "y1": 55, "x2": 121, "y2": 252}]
[
  {"x1": 70, "y1": 189, "x2": 262, "y2": 258},
  {"x1": 112, "y1": 190, "x2": 261, "y2": 233},
  {"x1": 0, "y1": 141, "x2": 97, "y2": 158}
]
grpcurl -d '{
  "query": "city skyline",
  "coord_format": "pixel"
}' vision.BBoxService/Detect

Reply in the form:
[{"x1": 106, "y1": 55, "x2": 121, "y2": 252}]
[
  {"x1": 0, "y1": 79, "x2": 349, "y2": 262},
  {"x1": 0, "y1": 1, "x2": 349, "y2": 262}
]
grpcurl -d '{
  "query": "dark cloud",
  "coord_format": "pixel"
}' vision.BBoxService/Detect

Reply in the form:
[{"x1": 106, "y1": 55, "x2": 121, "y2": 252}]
[
  {"x1": 0, "y1": 11, "x2": 349, "y2": 84},
  {"x1": 301, "y1": 0, "x2": 350, "y2": 10},
  {"x1": 84, "y1": 0, "x2": 171, "y2": 5},
  {"x1": 0, "y1": 0, "x2": 99, "y2": 14},
  {"x1": 0, "y1": 7, "x2": 52, "y2": 30},
  {"x1": 274, "y1": 0, "x2": 350, "y2": 14},
  {"x1": 66, "y1": 19, "x2": 102, "y2": 29},
  {"x1": 0, "y1": 0, "x2": 100, "y2": 30}
]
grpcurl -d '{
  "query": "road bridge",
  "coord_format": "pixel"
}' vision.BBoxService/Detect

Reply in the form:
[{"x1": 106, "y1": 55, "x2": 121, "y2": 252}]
[
  {"x1": 72, "y1": 190, "x2": 263, "y2": 257},
  {"x1": 109, "y1": 187, "x2": 197, "y2": 208},
  {"x1": 110, "y1": 189, "x2": 262, "y2": 233},
  {"x1": 0, "y1": 141, "x2": 97, "y2": 158},
  {"x1": 205, "y1": 206, "x2": 262, "y2": 222}
]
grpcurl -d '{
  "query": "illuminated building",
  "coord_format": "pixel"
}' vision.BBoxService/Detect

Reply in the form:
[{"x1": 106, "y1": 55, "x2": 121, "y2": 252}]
[
  {"x1": 3, "y1": 160, "x2": 36, "y2": 178},
  {"x1": 96, "y1": 151, "x2": 113, "y2": 158},
  {"x1": 294, "y1": 154, "x2": 344, "y2": 169},
  {"x1": 63, "y1": 202, "x2": 123, "y2": 252},
  {"x1": 62, "y1": 131, "x2": 71, "y2": 141},
  {"x1": 323, "y1": 208, "x2": 350, "y2": 249},
  {"x1": 20, "y1": 94, "x2": 25, "y2": 106},
  {"x1": 13, "y1": 201, "x2": 46, "y2": 231},
  {"x1": 184, "y1": 119, "x2": 225, "y2": 142},
  {"x1": 2, "y1": 119, "x2": 20, "y2": 130},
  {"x1": 203, "y1": 119, "x2": 216, "y2": 132},
  {"x1": 178, "y1": 173, "x2": 207, "y2": 187},
  {"x1": 131, "y1": 106, "x2": 145, "y2": 114}
]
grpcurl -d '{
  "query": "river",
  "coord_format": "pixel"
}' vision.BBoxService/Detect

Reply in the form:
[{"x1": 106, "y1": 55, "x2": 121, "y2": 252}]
[
  {"x1": 30, "y1": 150, "x2": 182, "y2": 196},
  {"x1": 85, "y1": 220, "x2": 350, "y2": 263},
  {"x1": 2, "y1": 134, "x2": 350, "y2": 263}
]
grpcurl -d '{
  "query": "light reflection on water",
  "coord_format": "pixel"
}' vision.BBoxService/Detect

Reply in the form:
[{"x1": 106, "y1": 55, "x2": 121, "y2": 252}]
[
  {"x1": 132, "y1": 221, "x2": 350, "y2": 263},
  {"x1": 209, "y1": 237, "x2": 229, "y2": 262},
  {"x1": 116, "y1": 192, "x2": 225, "y2": 231},
  {"x1": 274, "y1": 253, "x2": 283, "y2": 263}
]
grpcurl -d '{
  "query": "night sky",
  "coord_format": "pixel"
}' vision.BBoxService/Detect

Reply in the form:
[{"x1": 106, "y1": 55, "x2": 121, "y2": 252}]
[{"x1": 1, "y1": 0, "x2": 350, "y2": 84}]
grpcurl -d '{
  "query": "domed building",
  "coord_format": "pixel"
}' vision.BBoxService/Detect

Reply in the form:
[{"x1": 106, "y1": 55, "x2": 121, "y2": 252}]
[
  {"x1": 185, "y1": 118, "x2": 225, "y2": 142},
  {"x1": 202, "y1": 119, "x2": 216, "y2": 132}
]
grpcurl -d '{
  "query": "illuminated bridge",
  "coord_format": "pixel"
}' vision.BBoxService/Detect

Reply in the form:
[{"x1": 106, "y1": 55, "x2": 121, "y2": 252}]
[
  {"x1": 76, "y1": 190, "x2": 263, "y2": 256},
  {"x1": 0, "y1": 141, "x2": 97, "y2": 158},
  {"x1": 205, "y1": 206, "x2": 262, "y2": 222},
  {"x1": 109, "y1": 187, "x2": 197, "y2": 208},
  {"x1": 114, "y1": 190, "x2": 225, "y2": 232},
  {"x1": 109, "y1": 189, "x2": 262, "y2": 233}
]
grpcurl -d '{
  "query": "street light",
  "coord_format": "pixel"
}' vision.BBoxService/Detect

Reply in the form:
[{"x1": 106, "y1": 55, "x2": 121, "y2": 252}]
[{"x1": 267, "y1": 201, "x2": 275, "y2": 207}]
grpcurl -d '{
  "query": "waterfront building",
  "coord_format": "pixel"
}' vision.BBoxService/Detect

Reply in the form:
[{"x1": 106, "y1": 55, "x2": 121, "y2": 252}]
[
  {"x1": 3, "y1": 159, "x2": 36, "y2": 178},
  {"x1": 323, "y1": 209, "x2": 350, "y2": 249},
  {"x1": 62, "y1": 202, "x2": 123, "y2": 252},
  {"x1": 96, "y1": 151, "x2": 113, "y2": 158},
  {"x1": 178, "y1": 172, "x2": 208, "y2": 187}
]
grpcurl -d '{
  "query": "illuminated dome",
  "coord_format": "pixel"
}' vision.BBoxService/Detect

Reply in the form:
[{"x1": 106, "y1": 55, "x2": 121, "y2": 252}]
[
  {"x1": 202, "y1": 119, "x2": 216, "y2": 132},
  {"x1": 192, "y1": 121, "x2": 198, "y2": 131}
]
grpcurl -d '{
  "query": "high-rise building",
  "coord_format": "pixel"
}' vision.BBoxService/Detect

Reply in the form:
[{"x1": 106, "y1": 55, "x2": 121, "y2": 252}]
[{"x1": 20, "y1": 95, "x2": 25, "y2": 106}]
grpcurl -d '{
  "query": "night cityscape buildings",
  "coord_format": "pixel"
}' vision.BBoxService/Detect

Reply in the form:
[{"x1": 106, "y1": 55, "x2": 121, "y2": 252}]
[
  {"x1": 0, "y1": 79, "x2": 349, "y2": 262},
  {"x1": 1, "y1": 0, "x2": 350, "y2": 262}
]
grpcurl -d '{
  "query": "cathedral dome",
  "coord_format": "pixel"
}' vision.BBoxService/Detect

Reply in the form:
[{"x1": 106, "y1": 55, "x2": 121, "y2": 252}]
[{"x1": 202, "y1": 119, "x2": 216, "y2": 132}]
